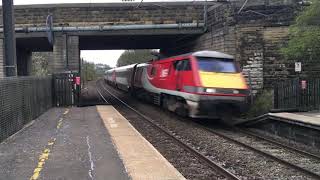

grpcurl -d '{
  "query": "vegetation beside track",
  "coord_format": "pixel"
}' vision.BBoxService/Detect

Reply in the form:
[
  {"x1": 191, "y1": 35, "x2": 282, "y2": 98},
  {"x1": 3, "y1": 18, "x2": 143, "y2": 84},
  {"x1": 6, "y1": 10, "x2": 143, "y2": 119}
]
[{"x1": 246, "y1": 90, "x2": 273, "y2": 118}]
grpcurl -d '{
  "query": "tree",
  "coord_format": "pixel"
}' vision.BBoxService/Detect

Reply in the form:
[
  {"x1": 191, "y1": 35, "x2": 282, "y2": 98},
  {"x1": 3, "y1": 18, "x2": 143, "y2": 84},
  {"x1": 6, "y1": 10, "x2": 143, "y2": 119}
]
[
  {"x1": 81, "y1": 59, "x2": 112, "y2": 84},
  {"x1": 281, "y1": 0, "x2": 320, "y2": 62},
  {"x1": 116, "y1": 49, "x2": 156, "y2": 67},
  {"x1": 81, "y1": 60, "x2": 96, "y2": 82},
  {"x1": 95, "y1": 63, "x2": 112, "y2": 77}
]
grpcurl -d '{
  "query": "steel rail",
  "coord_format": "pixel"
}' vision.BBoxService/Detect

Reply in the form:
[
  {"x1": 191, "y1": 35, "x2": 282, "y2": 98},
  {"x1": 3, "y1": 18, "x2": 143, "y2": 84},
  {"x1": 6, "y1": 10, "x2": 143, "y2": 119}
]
[
  {"x1": 197, "y1": 125, "x2": 320, "y2": 179},
  {"x1": 236, "y1": 128, "x2": 320, "y2": 161},
  {"x1": 96, "y1": 80, "x2": 241, "y2": 180}
]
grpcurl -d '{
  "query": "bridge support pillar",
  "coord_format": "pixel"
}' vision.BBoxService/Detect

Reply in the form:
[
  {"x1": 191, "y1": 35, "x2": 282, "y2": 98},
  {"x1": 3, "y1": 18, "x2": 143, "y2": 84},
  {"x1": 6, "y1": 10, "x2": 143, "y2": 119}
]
[
  {"x1": 0, "y1": 39, "x2": 4, "y2": 78},
  {"x1": 16, "y1": 48, "x2": 32, "y2": 76},
  {"x1": 51, "y1": 34, "x2": 79, "y2": 74}
]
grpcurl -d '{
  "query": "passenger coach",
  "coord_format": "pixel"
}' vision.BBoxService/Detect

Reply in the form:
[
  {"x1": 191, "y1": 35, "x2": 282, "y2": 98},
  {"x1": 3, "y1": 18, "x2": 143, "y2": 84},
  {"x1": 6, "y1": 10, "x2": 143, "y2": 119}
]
[{"x1": 106, "y1": 51, "x2": 249, "y2": 120}]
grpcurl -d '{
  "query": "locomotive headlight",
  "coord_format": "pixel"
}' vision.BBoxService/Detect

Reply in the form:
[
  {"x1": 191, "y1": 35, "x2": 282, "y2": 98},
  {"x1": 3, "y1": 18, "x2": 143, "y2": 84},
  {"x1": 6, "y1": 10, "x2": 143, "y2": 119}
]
[
  {"x1": 233, "y1": 90, "x2": 240, "y2": 94},
  {"x1": 205, "y1": 88, "x2": 217, "y2": 93}
]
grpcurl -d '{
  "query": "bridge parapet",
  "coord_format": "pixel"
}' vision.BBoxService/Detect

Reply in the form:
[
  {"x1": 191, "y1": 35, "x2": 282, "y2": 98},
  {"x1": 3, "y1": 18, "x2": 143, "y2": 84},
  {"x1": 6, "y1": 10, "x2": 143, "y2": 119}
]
[{"x1": 0, "y1": 2, "x2": 206, "y2": 28}]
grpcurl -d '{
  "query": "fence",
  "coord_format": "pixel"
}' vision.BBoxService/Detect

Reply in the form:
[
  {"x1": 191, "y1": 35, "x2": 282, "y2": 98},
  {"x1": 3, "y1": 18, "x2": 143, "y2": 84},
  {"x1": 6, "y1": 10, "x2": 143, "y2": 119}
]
[
  {"x1": 0, "y1": 76, "x2": 52, "y2": 142},
  {"x1": 274, "y1": 78, "x2": 320, "y2": 111},
  {"x1": 53, "y1": 73, "x2": 79, "y2": 107}
]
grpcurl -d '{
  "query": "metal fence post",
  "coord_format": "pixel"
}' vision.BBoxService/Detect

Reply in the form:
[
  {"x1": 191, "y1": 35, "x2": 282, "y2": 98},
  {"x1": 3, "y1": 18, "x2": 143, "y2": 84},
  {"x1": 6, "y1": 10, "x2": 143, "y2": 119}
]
[{"x1": 2, "y1": 0, "x2": 17, "y2": 76}]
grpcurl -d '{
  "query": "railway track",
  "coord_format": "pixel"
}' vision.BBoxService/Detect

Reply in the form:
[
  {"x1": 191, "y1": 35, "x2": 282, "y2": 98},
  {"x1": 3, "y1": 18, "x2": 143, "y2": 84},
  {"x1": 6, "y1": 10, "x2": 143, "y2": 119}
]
[
  {"x1": 197, "y1": 125, "x2": 320, "y2": 179},
  {"x1": 236, "y1": 128, "x2": 320, "y2": 161},
  {"x1": 95, "y1": 80, "x2": 241, "y2": 180},
  {"x1": 95, "y1": 80, "x2": 320, "y2": 179}
]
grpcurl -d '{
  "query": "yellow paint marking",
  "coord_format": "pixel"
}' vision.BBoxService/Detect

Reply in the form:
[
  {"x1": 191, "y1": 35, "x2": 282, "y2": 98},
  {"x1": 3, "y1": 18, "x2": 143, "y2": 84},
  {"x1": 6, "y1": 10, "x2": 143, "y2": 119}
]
[
  {"x1": 63, "y1": 109, "x2": 70, "y2": 115},
  {"x1": 57, "y1": 122, "x2": 62, "y2": 129},
  {"x1": 57, "y1": 116, "x2": 64, "y2": 129},
  {"x1": 30, "y1": 138, "x2": 56, "y2": 180}
]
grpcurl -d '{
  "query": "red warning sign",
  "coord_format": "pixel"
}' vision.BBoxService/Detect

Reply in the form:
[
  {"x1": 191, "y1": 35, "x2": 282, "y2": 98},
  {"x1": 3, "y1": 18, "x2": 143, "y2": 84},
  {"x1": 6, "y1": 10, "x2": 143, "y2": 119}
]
[
  {"x1": 75, "y1": 77, "x2": 81, "y2": 85},
  {"x1": 301, "y1": 80, "x2": 307, "y2": 89}
]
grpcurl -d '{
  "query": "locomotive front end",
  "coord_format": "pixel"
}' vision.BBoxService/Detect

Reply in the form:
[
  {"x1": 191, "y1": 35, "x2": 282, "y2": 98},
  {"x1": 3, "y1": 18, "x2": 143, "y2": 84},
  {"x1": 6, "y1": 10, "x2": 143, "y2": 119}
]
[{"x1": 185, "y1": 51, "x2": 249, "y2": 119}]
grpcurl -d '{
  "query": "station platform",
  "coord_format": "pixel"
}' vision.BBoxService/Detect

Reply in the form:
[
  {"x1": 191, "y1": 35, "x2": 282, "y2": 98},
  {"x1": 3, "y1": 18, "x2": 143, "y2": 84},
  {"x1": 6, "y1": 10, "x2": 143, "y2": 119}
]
[
  {"x1": 0, "y1": 106, "x2": 185, "y2": 180},
  {"x1": 269, "y1": 111, "x2": 320, "y2": 128}
]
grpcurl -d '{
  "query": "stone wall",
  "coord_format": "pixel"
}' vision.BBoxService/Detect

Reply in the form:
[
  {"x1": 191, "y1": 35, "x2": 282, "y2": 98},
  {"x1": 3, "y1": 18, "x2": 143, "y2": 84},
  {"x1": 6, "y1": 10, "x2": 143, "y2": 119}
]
[
  {"x1": 236, "y1": 25, "x2": 265, "y2": 94},
  {"x1": 185, "y1": 1, "x2": 300, "y2": 94},
  {"x1": 263, "y1": 27, "x2": 290, "y2": 87},
  {"x1": 0, "y1": 3, "x2": 205, "y2": 27},
  {"x1": 51, "y1": 35, "x2": 67, "y2": 73},
  {"x1": 67, "y1": 36, "x2": 80, "y2": 72},
  {"x1": 50, "y1": 34, "x2": 79, "y2": 73},
  {"x1": 0, "y1": 39, "x2": 4, "y2": 77},
  {"x1": 234, "y1": 3, "x2": 298, "y2": 89}
]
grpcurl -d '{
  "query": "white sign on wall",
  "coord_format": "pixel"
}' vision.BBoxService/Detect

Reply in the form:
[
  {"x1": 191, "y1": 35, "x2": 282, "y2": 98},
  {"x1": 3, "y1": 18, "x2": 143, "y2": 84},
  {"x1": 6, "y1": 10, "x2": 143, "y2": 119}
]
[{"x1": 295, "y1": 62, "x2": 302, "y2": 72}]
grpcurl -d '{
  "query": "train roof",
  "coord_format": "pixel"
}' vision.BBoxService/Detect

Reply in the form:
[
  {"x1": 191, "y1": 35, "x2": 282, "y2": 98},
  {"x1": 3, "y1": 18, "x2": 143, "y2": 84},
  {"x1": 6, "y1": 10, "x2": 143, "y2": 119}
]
[
  {"x1": 191, "y1": 51, "x2": 234, "y2": 59},
  {"x1": 114, "y1": 63, "x2": 137, "y2": 71},
  {"x1": 155, "y1": 50, "x2": 234, "y2": 63}
]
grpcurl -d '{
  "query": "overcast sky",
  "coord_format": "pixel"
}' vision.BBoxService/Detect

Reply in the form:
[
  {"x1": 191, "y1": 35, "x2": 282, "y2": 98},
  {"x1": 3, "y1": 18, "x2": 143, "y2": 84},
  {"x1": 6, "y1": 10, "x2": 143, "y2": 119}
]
[{"x1": 1, "y1": 0, "x2": 195, "y2": 67}]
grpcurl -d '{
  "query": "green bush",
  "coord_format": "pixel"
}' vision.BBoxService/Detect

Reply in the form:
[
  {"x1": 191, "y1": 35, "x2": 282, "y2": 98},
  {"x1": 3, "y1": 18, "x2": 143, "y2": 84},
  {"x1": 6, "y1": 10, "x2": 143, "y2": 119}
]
[
  {"x1": 246, "y1": 90, "x2": 273, "y2": 118},
  {"x1": 281, "y1": 0, "x2": 320, "y2": 62}
]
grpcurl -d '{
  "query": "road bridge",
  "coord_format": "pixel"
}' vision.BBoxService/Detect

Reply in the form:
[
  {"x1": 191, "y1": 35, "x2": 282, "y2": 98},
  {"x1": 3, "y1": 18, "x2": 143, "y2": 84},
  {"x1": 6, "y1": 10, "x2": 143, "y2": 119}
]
[
  {"x1": 0, "y1": 0, "x2": 301, "y2": 92},
  {"x1": 0, "y1": 2, "x2": 208, "y2": 75}
]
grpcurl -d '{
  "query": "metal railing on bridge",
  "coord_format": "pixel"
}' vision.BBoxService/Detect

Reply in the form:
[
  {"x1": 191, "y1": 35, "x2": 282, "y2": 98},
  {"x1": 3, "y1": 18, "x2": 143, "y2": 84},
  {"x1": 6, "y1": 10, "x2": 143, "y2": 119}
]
[
  {"x1": 274, "y1": 78, "x2": 320, "y2": 112},
  {"x1": 0, "y1": 76, "x2": 52, "y2": 142}
]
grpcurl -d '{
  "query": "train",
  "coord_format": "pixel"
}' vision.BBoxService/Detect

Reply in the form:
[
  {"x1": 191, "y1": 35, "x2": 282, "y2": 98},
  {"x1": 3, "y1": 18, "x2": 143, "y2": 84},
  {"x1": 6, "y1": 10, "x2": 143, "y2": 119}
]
[{"x1": 105, "y1": 50, "x2": 249, "y2": 120}]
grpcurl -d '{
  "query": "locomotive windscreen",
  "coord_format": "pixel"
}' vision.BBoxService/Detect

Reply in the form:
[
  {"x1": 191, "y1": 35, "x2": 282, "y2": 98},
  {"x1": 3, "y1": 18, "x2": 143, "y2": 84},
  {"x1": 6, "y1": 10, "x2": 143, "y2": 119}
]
[{"x1": 196, "y1": 57, "x2": 238, "y2": 73}]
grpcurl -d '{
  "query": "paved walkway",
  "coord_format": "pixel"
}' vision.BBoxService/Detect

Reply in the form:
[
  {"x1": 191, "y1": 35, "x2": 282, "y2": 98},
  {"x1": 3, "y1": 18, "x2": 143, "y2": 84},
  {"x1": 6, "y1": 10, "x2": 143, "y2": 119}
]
[
  {"x1": 0, "y1": 106, "x2": 185, "y2": 180},
  {"x1": 0, "y1": 107, "x2": 128, "y2": 180}
]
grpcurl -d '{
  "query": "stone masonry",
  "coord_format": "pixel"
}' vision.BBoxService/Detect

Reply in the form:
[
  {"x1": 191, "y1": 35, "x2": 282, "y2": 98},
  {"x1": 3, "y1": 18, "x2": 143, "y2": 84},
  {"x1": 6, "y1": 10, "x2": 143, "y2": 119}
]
[
  {"x1": 169, "y1": 0, "x2": 301, "y2": 95},
  {"x1": 51, "y1": 34, "x2": 79, "y2": 73},
  {"x1": 0, "y1": 3, "x2": 205, "y2": 28},
  {"x1": 0, "y1": 2, "x2": 207, "y2": 76},
  {"x1": 0, "y1": 39, "x2": 4, "y2": 78}
]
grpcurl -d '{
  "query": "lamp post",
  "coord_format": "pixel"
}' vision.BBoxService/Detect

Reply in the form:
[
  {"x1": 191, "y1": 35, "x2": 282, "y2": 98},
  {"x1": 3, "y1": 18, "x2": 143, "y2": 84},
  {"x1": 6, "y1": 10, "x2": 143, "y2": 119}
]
[{"x1": 2, "y1": 0, "x2": 17, "y2": 76}]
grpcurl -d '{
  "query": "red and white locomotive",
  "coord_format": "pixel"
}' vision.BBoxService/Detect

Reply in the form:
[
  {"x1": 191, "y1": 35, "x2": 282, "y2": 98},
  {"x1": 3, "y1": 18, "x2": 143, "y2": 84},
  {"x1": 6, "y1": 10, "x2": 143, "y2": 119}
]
[{"x1": 105, "y1": 51, "x2": 249, "y2": 119}]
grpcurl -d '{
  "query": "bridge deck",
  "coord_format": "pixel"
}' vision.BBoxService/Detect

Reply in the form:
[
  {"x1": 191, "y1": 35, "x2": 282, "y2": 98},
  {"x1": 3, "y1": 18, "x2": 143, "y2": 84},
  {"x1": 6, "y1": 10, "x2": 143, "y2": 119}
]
[{"x1": 0, "y1": 106, "x2": 183, "y2": 179}]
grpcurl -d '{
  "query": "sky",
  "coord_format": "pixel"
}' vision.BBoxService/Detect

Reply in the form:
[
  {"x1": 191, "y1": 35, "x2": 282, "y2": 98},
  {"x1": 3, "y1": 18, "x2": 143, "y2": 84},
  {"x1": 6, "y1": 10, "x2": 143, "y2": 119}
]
[
  {"x1": 1, "y1": 0, "x2": 196, "y2": 66},
  {"x1": 81, "y1": 50, "x2": 124, "y2": 67}
]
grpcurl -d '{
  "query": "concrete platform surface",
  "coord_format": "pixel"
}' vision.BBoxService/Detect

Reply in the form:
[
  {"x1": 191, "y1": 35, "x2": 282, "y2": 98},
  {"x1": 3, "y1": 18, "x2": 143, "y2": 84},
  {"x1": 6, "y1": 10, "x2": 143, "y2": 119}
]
[
  {"x1": 269, "y1": 111, "x2": 320, "y2": 126},
  {"x1": 0, "y1": 107, "x2": 129, "y2": 180},
  {"x1": 97, "y1": 105, "x2": 186, "y2": 180},
  {"x1": 0, "y1": 105, "x2": 185, "y2": 180}
]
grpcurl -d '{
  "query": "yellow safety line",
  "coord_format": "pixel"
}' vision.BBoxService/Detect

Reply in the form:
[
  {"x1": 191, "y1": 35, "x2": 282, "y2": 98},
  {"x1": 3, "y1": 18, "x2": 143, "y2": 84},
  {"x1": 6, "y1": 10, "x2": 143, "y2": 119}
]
[
  {"x1": 29, "y1": 138, "x2": 56, "y2": 180},
  {"x1": 63, "y1": 109, "x2": 69, "y2": 115},
  {"x1": 57, "y1": 118, "x2": 63, "y2": 129},
  {"x1": 29, "y1": 108, "x2": 70, "y2": 180}
]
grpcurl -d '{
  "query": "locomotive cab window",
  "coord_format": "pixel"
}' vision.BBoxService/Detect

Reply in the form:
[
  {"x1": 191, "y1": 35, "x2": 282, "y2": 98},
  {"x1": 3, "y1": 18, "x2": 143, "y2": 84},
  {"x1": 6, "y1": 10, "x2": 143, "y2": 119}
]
[
  {"x1": 196, "y1": 57, "x2": 239, "y2": 73},
  {"x1": 174, "y1": 59, "x2": 191, "y2": 71}
]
